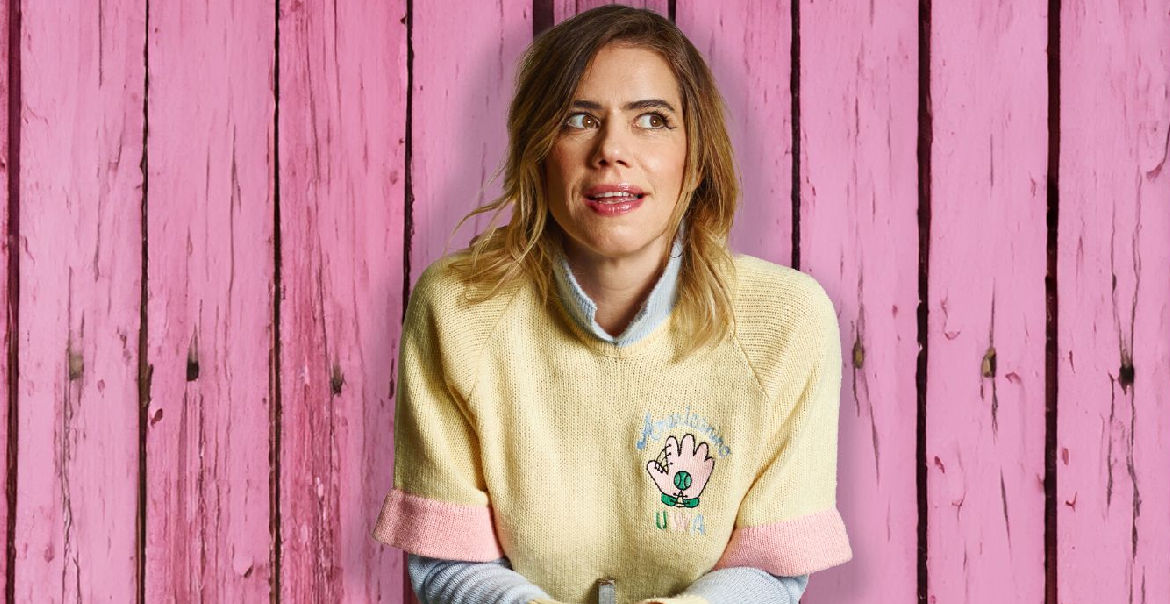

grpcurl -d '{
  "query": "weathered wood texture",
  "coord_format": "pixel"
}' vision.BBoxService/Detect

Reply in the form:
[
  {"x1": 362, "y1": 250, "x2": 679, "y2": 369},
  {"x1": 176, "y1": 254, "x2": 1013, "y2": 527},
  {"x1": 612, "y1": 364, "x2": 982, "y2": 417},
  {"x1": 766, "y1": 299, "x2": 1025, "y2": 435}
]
[
  {"x1": 676, "y1": 1, "x2": 793, "y2": 265},
  {"x1": 795, "y1": 0, "x2": 920, "y2": 603},
  {"x1": 278, "y1": 0, "x2": 408, "y2": 601},
  {"x1": 15, "y1": 0, "x2": 145, "y2": 601},
  {"x1": 555, "y1": 0, "x2": 669, "y2": 23},
  {"x1": 1058, "y1": 1, "x2": 1170, "y2": 602},
  {"x1": 0, "y1": 0, "x2": 10, "y2": 594},
  {"x1": 0, "y1": 0, "x2": 10, "y2": 589},
  {"x1": 6, "y1": 1, "x2": 1170, "y2": 603},
  {"x1": 927, "y1": 1, "x2": 1049, "y2": 602},
  {"x1": 144, "y1": 0, "x2": 275, "y2": 601},
  {"x1": 408, "y1": 0, "x2": 532, "y2": 286}
]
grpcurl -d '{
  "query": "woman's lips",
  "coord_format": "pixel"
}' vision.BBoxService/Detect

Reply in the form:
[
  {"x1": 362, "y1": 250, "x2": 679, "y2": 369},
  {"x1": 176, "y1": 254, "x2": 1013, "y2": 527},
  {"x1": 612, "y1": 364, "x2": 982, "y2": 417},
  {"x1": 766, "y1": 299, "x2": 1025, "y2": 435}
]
[
  {"x1": 583, "y1": 194, "x2": 645, "y2": 216},
  {"x1": 583, "y1": 183, "x2": 645, "y2": 197}
]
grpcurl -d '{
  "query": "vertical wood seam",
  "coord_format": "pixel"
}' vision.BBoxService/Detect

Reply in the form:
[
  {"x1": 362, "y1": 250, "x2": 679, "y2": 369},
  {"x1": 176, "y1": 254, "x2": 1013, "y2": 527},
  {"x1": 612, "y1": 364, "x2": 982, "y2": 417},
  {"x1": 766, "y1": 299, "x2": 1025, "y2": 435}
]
[
  {"x1": 401, "y1": 0, "x2": 415, "y2": 600},
  {"x1": 136, "y1": 0, "x2": 151, "y2": 602},
  {"x1": 1044, "y1": 0, "x2": 1061, "y2": 600},
  {"x1": 401, "y1": 0, "x2": 414, "y2": 322},
  {"x1": 270, "y1": 0, "x2": 284, "y2": 600},
  {"x1": 789, "y1": 0, "x2": 801, "y2": 271},
  {"x1": 533, "y1": 0, "x2": 552, "y2": 36},
  {"x1": 4, "y1": 0, "x2": 19, "y2": 600},
  {"x1": 915, "y1": 0, "x2": 932, "y2": 602}
]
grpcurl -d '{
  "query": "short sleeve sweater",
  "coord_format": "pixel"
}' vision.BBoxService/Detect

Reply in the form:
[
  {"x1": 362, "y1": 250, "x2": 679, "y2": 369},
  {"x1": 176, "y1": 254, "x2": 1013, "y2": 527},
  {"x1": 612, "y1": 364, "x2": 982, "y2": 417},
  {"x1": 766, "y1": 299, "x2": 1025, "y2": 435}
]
[{"x1": 373, "y1": 252, "x2": 852, "y2": 604}]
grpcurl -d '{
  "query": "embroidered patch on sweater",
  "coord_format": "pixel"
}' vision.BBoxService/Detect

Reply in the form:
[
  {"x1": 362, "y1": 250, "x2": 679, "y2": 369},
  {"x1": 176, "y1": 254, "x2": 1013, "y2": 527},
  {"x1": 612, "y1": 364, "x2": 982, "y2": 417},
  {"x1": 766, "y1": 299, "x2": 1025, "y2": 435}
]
[
  {"x1": 645, "y1": 434, "x2": 716, "y2": 508},
  {"x1": 645, "y1": 433, "x2": 715, "y2": 537}
]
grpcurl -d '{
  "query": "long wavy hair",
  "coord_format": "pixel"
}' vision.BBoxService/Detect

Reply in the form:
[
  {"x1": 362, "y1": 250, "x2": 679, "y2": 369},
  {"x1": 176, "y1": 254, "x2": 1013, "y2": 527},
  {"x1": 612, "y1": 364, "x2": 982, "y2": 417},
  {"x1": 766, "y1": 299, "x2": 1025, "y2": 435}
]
[{"x1": 447, "y1": 5, "x2": 740, "y2": 355}]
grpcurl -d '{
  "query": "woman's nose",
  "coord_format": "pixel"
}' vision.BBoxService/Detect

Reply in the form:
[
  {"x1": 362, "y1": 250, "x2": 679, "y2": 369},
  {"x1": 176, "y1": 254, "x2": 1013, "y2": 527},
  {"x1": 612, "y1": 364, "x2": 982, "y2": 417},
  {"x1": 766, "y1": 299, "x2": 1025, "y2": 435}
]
[{"x1": 591, "y1": 118, "x2": 630, "y2": 168}]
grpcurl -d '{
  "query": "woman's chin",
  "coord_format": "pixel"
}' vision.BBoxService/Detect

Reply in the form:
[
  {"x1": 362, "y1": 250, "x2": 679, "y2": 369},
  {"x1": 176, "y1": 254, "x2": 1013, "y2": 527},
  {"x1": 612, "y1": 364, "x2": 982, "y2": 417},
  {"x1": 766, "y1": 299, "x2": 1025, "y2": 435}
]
[
  {"x1": 574, "y1": 238, "x2": 662, "y2": 263},
  {"x1": 557, "y1": 220, "x2": 673, "y2": 263}
]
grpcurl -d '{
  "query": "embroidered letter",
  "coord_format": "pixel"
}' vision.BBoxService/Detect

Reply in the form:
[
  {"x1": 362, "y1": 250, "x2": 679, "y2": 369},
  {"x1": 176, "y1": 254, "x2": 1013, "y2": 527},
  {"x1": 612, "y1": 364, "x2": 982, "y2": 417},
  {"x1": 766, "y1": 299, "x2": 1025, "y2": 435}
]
[
  {"x1": 636, "y1": 408, "x2": 733, "y2": 457},
  {"x1": 636, "y1": 413, "x2": 653, "y2": 451},
  {"x1": 655, "y1": 510, "x2": 669, "y2": 530}
]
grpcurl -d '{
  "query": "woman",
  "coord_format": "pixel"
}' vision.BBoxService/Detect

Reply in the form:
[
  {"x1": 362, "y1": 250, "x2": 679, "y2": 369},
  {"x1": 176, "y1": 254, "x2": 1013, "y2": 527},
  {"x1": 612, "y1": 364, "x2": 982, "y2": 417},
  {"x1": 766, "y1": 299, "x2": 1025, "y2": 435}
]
[{"x1": 373, "y1": 6, "x2": 852, "y2": 604}]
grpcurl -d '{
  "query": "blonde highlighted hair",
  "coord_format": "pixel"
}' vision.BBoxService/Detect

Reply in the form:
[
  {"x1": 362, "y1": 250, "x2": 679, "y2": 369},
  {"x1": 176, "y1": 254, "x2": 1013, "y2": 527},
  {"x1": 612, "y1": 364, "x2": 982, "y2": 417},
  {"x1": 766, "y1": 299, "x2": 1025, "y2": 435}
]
[{"x1": 448, "y1": 5, "x2": 740, "y2": 355}]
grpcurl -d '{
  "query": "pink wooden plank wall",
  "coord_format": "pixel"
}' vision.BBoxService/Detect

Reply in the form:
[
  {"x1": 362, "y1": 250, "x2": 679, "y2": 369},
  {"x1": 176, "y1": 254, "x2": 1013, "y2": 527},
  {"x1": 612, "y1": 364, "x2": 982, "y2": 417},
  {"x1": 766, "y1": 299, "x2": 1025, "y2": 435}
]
[
  {"x1": 16, "y1": 0, "x2": 143, "y2": 602},
  {"x1": 0, "y1": 0, "x2": 10, "y2": 595},
  {"x1": 145, "y1": 1, "x2": 274, "y2": 601},
  {"x1": 5, "y1": 0, "x2": 1170, "y2": 603},
  {"x1": 1059, "y1": 1, "x2": 1170, "y2": 601},
  {"x1": 555, "y1": 1, "x2": 669, "y2": 24},
  {"x1": 409, "y1": 0, "x2": 532, "y2": 285},
  {"x1": 928, "y1": 1, "x2": 1049, "y2": 602},
  {"x1": 277, "y1": 0, "x2": 407, "y2": 601},
  {"x1": 675, "y1": 1, "x2": 792, "y2": 265},
  {"x1": 792, "y1": 0, "x2": 920, "y2": 602}
]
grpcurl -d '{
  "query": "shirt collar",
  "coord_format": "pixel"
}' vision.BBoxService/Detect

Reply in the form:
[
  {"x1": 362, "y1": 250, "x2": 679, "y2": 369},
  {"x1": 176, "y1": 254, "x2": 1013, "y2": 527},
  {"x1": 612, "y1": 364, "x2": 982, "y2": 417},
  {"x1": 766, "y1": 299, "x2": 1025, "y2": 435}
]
[{"x1": 552, "y1": 224, "x2": 684, "y2": 347}]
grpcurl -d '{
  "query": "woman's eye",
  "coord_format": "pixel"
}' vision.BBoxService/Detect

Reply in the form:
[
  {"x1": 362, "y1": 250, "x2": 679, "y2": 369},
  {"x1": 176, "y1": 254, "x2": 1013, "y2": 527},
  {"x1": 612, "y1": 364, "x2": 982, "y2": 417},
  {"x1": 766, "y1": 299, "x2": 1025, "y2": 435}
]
[
  {"x1": 564, "y1": 112, "x2": 672, "y2": 130},
  {"x1": 564, "y1": 113, "x2": 599, "y2": 129},
  {"x1": 636, "y1": 112, "x2": 671, "y2": 129}
]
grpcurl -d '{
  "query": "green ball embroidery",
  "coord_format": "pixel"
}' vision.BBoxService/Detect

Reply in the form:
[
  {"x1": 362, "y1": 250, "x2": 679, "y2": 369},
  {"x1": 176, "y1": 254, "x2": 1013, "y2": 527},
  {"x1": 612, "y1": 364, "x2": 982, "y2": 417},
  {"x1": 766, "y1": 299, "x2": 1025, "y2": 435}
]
[{"x1": 674, "y1": 470, "x2": 692, "y2": 491}]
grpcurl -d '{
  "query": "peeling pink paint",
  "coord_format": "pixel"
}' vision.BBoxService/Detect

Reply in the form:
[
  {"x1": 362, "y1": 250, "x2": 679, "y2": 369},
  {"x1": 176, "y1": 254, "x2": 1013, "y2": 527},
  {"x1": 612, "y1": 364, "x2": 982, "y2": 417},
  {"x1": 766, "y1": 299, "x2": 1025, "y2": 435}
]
[
  {"x1": 1059, "y1": 0, "x2": 1170, "y2": 602},
  {"x1": 6, "y1": 1, "x2": 1170, "y2": 603},
  {"x1": 792, "y1": 0, "x2": 921, "y2": 601},
  {"x1": 15, "y1": 0, "x2": 145, "y2": 601},
  {"x1": 0, "y1": 0, "x2": 10, "y2": 595},
  {"x1": 144, "y1": 0, "x2": 276, "y2": 601},
  {"x1": 925, "y1": 1, "x2": 1050, "y2": 602},
  {"x1": 409, "y1": 0, "x2": 533, "y2": 287},
  {"x1": 555, "y1": 0, "x2": 669, "y2": 24},
  {"x1": 277, "y1": 0, "x2": 409, "y2": 602},
  {"x1": 677, "y1": 0, "x2": 794, "y2": 265}
]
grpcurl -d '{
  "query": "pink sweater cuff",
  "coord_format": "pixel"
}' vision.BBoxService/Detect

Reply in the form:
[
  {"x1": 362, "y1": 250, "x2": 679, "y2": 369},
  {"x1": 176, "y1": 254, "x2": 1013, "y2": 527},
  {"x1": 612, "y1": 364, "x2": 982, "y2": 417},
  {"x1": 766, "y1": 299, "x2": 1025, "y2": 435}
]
[
  {"x1": 371, "y1": 489, "x2": 504, "y2": 561},
  {"x1": 714, "y1": 507, "x2": 852, "y2": 575}
]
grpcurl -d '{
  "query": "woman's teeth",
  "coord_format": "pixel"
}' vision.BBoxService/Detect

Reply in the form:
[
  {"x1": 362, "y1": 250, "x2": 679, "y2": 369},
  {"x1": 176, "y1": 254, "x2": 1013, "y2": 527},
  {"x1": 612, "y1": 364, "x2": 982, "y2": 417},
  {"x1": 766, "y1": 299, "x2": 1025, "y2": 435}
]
[{"x1": 589, "y1": 192, "x2": 643, "y2": 203}]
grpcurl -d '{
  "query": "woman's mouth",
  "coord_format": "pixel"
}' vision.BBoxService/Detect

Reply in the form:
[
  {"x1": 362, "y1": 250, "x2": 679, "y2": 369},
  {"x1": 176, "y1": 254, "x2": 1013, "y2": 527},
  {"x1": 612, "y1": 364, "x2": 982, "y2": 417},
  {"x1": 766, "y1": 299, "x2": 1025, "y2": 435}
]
[{"x1": 583, "y1": 192, "x2": 646, "y2": 216}]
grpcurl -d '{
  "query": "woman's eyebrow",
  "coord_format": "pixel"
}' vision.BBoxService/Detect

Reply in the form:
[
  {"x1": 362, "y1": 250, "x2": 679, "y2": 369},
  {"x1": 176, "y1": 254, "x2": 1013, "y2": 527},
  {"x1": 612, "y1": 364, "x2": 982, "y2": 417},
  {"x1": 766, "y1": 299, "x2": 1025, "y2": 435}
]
[{"x1": 571, "y1": 99, "x2": 678, "y2": 113}]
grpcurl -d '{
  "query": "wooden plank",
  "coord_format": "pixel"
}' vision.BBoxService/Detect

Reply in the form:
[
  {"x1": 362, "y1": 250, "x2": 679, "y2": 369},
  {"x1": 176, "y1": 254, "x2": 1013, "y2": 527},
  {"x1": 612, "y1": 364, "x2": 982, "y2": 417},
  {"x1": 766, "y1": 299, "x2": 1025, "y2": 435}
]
[
  {"x1": 554, "y1": 0, "x2": 669, "y2": 23},
  {"x1": 794, "y1": 0, "x2": 919, "y2": 601},
  {"x1": 143, "y1": 0, "x2": 275, "y2": 601},
  {"x1": 0, "y1": 0, "x2": 11, "y2": 595},
  {"x1": 277, "y1": 0, "x2": 409, "y2": 601},
  {"x1": 926, "y1": 1, "x2": 1048, "y2": 601},
  {"x1": 14, "y1": 0, "x2": 144, "y2": 600},
  {"x1": 1058, "y1": 1, "x2": 1170, "y2": 601},
  {"x1": 409, "y1": 0, "x2": 531, "y2": 283},
  {"x1": 402, "y1": 4, "x2": 526, "y2": 600},
  {"x1": 676, "y1": 1, "x2": 792, "y2": 265}
]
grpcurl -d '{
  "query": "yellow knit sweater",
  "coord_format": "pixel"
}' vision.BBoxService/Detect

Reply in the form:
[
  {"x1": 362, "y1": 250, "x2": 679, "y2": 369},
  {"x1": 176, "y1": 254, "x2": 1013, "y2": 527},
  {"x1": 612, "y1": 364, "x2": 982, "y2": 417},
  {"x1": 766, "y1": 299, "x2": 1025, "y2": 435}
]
[{"x1": 373, "y1": 253, "x2": 852, "y2": 604}]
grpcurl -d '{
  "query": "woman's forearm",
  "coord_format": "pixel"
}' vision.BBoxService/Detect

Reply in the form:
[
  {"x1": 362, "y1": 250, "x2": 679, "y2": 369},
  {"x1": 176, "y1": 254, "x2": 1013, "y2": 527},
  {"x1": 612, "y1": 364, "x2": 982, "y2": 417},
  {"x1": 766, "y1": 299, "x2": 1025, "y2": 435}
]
[
  {"x1": 407, "y1": 554, "x2": 553, "y2": 604},
  {"x1": 647, "y1": 568, "x2": 809, "y2": 604},
  {"x1": 410, "y1": 552, "x2": 807, "y2": 604}
]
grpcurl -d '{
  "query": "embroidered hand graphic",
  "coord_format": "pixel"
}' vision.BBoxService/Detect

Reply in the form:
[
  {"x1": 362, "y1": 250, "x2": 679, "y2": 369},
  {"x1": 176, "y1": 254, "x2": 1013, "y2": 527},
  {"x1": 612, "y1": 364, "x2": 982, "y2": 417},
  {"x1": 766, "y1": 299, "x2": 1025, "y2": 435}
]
[{"x1": 646, "y1": 434, "x2": 715, "y2": 508}]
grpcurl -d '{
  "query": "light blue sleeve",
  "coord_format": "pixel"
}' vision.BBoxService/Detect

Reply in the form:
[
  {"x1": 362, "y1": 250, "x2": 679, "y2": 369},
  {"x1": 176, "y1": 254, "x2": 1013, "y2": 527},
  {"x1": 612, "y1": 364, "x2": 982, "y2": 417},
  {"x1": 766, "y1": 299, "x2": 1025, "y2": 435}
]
[
  {"x1": 680, "y1": 568, "x2": 810, "y2": 604},
  {"x1": 409, "y1": 553, "x2": 806, "y2": 604},
  {"x1": 407, "y1": 554, "x2": 553, "y2": 604}
]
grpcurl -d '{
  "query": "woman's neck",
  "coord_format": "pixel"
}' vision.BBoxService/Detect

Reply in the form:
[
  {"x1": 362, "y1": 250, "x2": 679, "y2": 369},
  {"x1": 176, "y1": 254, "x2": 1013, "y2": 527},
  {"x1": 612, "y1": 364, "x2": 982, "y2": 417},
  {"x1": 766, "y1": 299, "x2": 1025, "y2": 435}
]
[{"x1": 561, "y1": 233, "x2": 674, "y2": 337}]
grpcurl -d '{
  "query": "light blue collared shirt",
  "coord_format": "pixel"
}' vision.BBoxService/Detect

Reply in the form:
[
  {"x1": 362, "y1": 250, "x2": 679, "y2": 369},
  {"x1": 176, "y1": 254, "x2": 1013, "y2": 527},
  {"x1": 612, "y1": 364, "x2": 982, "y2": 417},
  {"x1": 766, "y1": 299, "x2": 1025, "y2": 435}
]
[{"x1": 551, "y1": 230, "x2": 684, "y2": 346}]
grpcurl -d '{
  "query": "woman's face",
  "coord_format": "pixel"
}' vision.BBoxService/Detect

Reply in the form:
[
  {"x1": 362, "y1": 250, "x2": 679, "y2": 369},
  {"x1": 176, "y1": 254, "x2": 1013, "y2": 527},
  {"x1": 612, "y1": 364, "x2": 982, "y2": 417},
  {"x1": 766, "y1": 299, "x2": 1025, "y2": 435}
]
[{"x1": 543, "y1": 43, "x2": 687, "y2": 264}]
